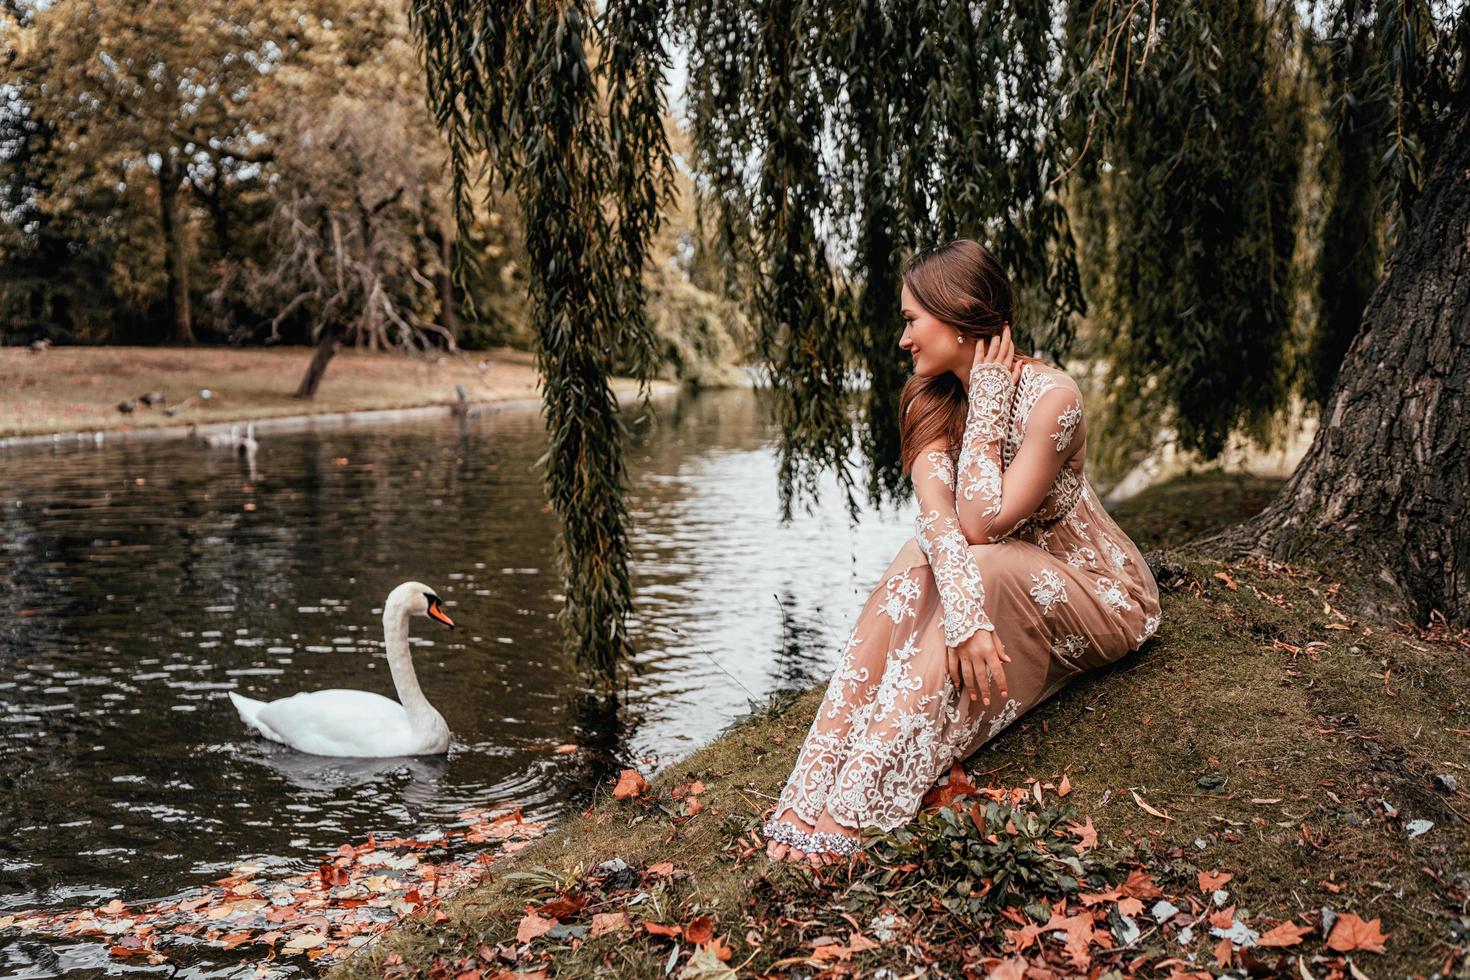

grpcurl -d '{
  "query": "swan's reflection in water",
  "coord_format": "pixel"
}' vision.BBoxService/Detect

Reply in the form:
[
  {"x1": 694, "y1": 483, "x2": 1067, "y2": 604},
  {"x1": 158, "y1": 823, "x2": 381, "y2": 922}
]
[{"x1": 241, "y1": 743, "x2": 450, "y2": 805}]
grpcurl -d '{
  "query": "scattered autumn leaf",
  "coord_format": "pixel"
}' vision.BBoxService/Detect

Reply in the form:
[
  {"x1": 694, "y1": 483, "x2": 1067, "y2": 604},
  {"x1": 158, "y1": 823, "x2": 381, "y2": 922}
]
[
  {"x1": 1256, "y1": 920, "x2": 1312, "y2": 947},
  {"x1": 516, "y1": 913, "x2": 555, "y2": 944},
  {"x1": 612, "y1": 769, "x2": 648, "y2": 800},
  {"x1": 683, "y1": 914, "x2": 715, "y2": 945},
  {"x1": 1326, "y1": 912, "x2": 1388, "y2": 953},
  {"x1": 590, "y1": 912, "x2": 630, "y2": 938},
  {"x1": 1197, "y1": 870, "x2": 1233, "y2": 893}
]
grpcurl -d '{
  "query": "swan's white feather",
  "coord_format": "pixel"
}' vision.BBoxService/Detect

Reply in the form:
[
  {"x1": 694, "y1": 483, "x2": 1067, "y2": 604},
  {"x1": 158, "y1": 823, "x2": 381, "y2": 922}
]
[{"x1": 249, "y1": 689, "x2": 439, "y2": 757}]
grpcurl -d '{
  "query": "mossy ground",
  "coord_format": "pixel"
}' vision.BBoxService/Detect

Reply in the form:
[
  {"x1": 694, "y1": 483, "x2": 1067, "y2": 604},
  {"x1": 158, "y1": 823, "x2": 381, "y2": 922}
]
[{"x1": 330, "y1": 471, "x2": 1470, "y2": 978}]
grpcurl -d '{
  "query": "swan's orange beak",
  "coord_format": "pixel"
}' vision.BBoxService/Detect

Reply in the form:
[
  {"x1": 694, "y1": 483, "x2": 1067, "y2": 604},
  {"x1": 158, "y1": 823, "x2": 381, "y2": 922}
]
[{"x1": 427, "y1": 599, "x2": 455, "y2": 628}]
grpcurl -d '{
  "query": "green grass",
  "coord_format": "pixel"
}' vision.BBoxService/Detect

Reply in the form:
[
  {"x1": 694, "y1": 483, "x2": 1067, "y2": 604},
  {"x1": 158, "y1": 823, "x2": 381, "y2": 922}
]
[{"x1": 332, "y1": 472, "x2": 1470, "y2": 977}]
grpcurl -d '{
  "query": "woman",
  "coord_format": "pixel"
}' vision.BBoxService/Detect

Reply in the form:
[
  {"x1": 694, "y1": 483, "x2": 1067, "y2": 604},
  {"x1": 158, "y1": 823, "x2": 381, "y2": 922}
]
[{"x1": 763, "y1": 239, "x2": 1162, "y2": 865}]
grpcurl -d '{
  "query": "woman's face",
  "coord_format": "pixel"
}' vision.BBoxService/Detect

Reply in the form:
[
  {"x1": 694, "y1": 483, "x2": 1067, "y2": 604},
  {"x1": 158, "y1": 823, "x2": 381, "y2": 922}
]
[{"x1": 899, "y1": 282, "x2": 966, "y2": 379}]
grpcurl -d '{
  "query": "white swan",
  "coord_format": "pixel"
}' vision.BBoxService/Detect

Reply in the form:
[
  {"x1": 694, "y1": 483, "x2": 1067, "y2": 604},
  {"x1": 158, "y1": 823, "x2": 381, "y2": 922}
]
[{"x1": 227, "y1": 581, "x2": 456, "y2": 757}]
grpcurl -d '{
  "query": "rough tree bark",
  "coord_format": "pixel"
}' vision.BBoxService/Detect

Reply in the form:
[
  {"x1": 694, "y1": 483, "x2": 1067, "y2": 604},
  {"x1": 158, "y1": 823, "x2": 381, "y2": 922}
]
[
  {"x1": 157, "y1": 151, "x2": 195, "y2": 344},
  {"x1": 1209, "y1": 107, "x2": 1470, "y2": 625},
  {"x1": 294, "y1": 323, "x2": 345, "y2": 400}
]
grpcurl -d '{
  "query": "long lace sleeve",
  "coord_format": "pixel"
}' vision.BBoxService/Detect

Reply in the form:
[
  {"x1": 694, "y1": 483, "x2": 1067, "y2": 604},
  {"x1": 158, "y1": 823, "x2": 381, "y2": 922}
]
[
  {"x1": 955, "y1": 359, "x2": 1081, "y2": 545},
  {"x1": 912, "y1": 445, "x2": 994, "y2": 647}
]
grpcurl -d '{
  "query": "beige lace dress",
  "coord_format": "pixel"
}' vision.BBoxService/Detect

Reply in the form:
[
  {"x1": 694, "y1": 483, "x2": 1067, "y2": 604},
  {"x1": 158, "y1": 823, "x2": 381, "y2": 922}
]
[{"x1": 764, "y1": 356, "x2": 1161, "y2": 852}]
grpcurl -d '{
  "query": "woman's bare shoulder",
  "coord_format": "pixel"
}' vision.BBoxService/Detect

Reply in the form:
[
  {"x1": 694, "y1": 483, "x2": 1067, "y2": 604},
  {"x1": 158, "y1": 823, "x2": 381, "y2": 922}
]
[{"x1": 1022, "y1": 358, "x2": 1083, "y2": 398}]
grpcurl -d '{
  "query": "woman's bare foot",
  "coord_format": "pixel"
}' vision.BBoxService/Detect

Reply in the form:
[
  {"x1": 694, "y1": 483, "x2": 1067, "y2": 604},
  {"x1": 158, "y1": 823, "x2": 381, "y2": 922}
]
[
  {"x1": 763, "y1": 811, "x2": 818, "y2": 863},
  {"x1": 806, "y1": 810, "x2": 860, "y2": 867}
]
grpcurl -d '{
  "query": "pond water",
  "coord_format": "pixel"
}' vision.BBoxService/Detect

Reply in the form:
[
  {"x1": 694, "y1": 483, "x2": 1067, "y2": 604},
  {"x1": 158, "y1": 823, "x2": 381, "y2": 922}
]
[{"x1": 0, "y1": 387, "x2": 915, "y2": 975}]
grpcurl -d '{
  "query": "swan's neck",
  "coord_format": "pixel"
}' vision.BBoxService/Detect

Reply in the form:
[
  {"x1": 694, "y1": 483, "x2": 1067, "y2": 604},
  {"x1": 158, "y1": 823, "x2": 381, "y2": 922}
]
[{"x1": 383, "y1": 606, "x2": 439, "y2": 729}]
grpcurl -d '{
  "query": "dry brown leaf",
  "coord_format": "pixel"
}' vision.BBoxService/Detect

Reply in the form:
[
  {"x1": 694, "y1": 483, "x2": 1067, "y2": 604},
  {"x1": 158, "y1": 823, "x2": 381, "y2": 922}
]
[
  {"x1": 1214, "y1": 570, "x2": 1238, "y2": 590},
  {"x1": 1256, "y1": 920, "x2": 1312, "y2": 948},
  {"x1": 612, "y1": 769, "x2": 648, "y2": 800},
  {"x1": 590, "y1": 912, "x2": 630, "y2": 938},
  {"x1": 1326, "y1": 912, "x2": 1388, "y2": 953},
  {"x1": 646, "y1": 861, "x2": 676, "y2": 878},
  {"x1": 683, "y1": 914, "x2": 715, "y2": 945},
  {"x1": 1131, "y1": 789, "x2": 1173, "y2": 820},
  {"x1": 1197, "y1": 870, "x2": 1233, "y2": 893},
  {"x1": 516, "y1": 913, "x2": 555, "y2": 944},
  {"x1": 1057, "y1": 773, "x2": 1072, "y2": 797}
]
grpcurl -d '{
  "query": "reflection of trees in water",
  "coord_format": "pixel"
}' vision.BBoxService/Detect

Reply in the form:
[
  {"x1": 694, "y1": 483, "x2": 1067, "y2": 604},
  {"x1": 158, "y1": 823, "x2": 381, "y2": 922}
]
[
  {"x1": 560, "y1": 689, "x2": 638, "y2": 807},
  {"x1": 768, "y1": 588, "x2": 838, "y2": 693}
]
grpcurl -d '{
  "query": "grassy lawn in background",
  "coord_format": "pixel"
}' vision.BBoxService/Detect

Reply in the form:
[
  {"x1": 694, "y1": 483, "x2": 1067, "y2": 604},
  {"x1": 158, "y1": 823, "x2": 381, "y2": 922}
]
[
  {"x1": 0, "y1": 346, "x2": 664, "y2": 439},
  {"x1": 326, "y1": 471, "x2": 1470, "y2": 978}
]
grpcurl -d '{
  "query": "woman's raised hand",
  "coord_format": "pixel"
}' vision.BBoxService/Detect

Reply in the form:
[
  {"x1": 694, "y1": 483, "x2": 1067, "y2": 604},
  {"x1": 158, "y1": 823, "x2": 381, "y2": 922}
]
[
  {"x1": 946, "y1": 627, "x2": 1012, "y2": 707},
  {"x1": 973, "y1": 322, "x2": 1023, "y2": 386}
]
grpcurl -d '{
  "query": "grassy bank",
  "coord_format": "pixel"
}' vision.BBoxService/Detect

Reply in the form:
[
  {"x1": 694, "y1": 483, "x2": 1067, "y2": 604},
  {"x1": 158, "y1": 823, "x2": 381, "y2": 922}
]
[
  {"x1": 329, "y1": 472, "x2": 1469, "y2": 978},
  {"x1": 0, "y1": 346, "x2": 668, "y2": 439}
]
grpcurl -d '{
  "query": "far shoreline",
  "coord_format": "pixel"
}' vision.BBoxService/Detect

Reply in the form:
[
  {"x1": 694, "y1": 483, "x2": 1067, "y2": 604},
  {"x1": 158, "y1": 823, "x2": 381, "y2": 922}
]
[{"x1": 1, "y1": 346, "x2": 745, "y2": 452}]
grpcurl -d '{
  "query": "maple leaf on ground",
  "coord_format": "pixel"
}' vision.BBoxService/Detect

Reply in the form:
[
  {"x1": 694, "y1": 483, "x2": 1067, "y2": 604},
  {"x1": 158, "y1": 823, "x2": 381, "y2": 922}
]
[
  {"x1": 516, "y1": 913, "x2": 555, "y2": 944},
  {"x1": 1256, "y1": 920, "x2": 1312, "y2": 947},
  {"x1": 612, "y1": 769, "x2": 648, "y2": 800},
  {"x1": 1004, "y1": 921, "x2": 1043, "y2": 952},
  {"x1": 590, "y1": 912, "x2": 630, "y2": 938},
  {"x1": 1066, "y1": 816, "x2": 1098, "y2": 853},
  {"x1": 921, "y1": 761, "x2": 977, "y2": 809},
  {"x1": 646, "y1": 862, "x2": 676, "y2": 878},
  {"x1": 1119, "y1": 870, "x2": 1164, "y2": 901},
  {"x1": 1326, "y1": 912, "x2": 1388, "y2": 953},
  {"x1": 1057, "y1": 774, "x2": 1073, "y2": 797},
  {"x1": 1043, "y1": 910, "x2": 1097, "y2": 968},
  {"x1": 705, "y1": 935, "x2": 733, "y2": 962},
  {"x1": 1213, "y1": 936, "x2": 1233, "y2": 968},
  {"x1": 1117, "y1": 897, "x2": 1145, "y2": 917},
  {"x1": 1197, "y1": 870, "x2": 1233, "y2": 893}
]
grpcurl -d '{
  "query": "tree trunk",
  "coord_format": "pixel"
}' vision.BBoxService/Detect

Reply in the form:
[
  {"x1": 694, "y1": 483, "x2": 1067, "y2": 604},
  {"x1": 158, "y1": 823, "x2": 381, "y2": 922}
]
[
  {"x1": 157, "y1": 152, "x2": 194, "y2": 344},
  {"x1": 437, "y1": 226, "x2": 457, "y2": 340},
  {"x1": 1209, "y1": 107, "x2": 1470, "y2": 625},
  {"x1": 295, "y1": 324, "x2": 345, "y2": 400}
]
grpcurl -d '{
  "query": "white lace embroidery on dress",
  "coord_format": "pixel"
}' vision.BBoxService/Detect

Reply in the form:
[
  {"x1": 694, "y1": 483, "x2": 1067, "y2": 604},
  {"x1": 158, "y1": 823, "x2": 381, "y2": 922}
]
[
  {"x1": 954, "y1": 362, "x2": 1013, "y2": 521},
  {"x1": 1135, "y1": 613, "x2": 1161, "y2": 645},
  {"x1": 1093, "y1": 576, "x2": 1133, "y2": 612},
  {"x1": 1051, "y1": 633, "x2": 1090, "y2": 659},
  {"x1": 1028, "y1": 568, "x2": 1069, "y2": 615},
  {"x1": 915, "y1": 508, "x2": 993, "y2": 646},
  {"x1": 1051, "y1": 403, "x2": 1082, "y2": 453},
  {"x1": 924, "y1": 450, "x2": 956, "y2": 491},
  {"x1": 1064, "y1": 543, "x2": 1098, "y2": 568},
  {"x1": 987, "y1": 698, "x2": 1022, "y2": 739},
  {"x1": 1003, "y1": 365, "x2": 1058, "y2": 467},
  {"x1": 1098, "y1": 534, "x2": 1129, "y2": 570},
  {"x1": 880, "y1": 569, "x2": 922, "y2": 624}
]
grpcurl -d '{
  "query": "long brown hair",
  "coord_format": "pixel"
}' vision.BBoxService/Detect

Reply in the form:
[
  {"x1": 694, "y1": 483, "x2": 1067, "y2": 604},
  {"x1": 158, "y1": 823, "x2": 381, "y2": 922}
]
[{"x1": 898, "y1": 239, "x2": 1016, "y2": 475}]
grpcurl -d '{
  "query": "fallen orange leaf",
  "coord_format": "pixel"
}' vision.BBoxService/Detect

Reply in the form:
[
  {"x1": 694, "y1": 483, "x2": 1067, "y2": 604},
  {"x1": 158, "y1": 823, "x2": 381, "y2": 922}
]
[
  {"x1": 612, "y1": 769, "x2": 648, "y2": 800},
  {"x1": 1326, "y1": 912, "x2": 1388, "y2": 953},
  {"x1": 1256, "y1": 920, "x2": 1312, "y2": 948},
  {"x1": 516, "y1": 913, "x2": 555, "y2": 944},
  {"x1": 1057, "y1": 774, "x2": 1072, "y2": 797},
  {"x1": 1197, "y1": 870, "x2": 1233, "y2": 893},
  {"x1": 683, "y1": 914, "x2": 714, "y2": 945}
]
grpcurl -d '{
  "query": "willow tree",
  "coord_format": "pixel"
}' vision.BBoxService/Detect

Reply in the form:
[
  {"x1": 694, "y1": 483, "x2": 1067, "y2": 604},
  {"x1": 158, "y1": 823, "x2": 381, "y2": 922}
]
[
  {"x1": 412, "y1": 0, "x2": 674, "y2": 676},
  {"x1": 414, "y1": 0, "x2": 1470, "y2": 678}
]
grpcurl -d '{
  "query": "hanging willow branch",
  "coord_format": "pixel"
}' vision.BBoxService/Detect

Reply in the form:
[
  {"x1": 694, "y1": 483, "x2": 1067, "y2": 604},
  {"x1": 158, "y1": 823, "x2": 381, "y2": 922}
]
[
  {"x1": 674, "y1": 0, "x2": 1086, "y2": 515},
  {"x1": 411, "y1": 0, "x2": 675, "y2": 677}
]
